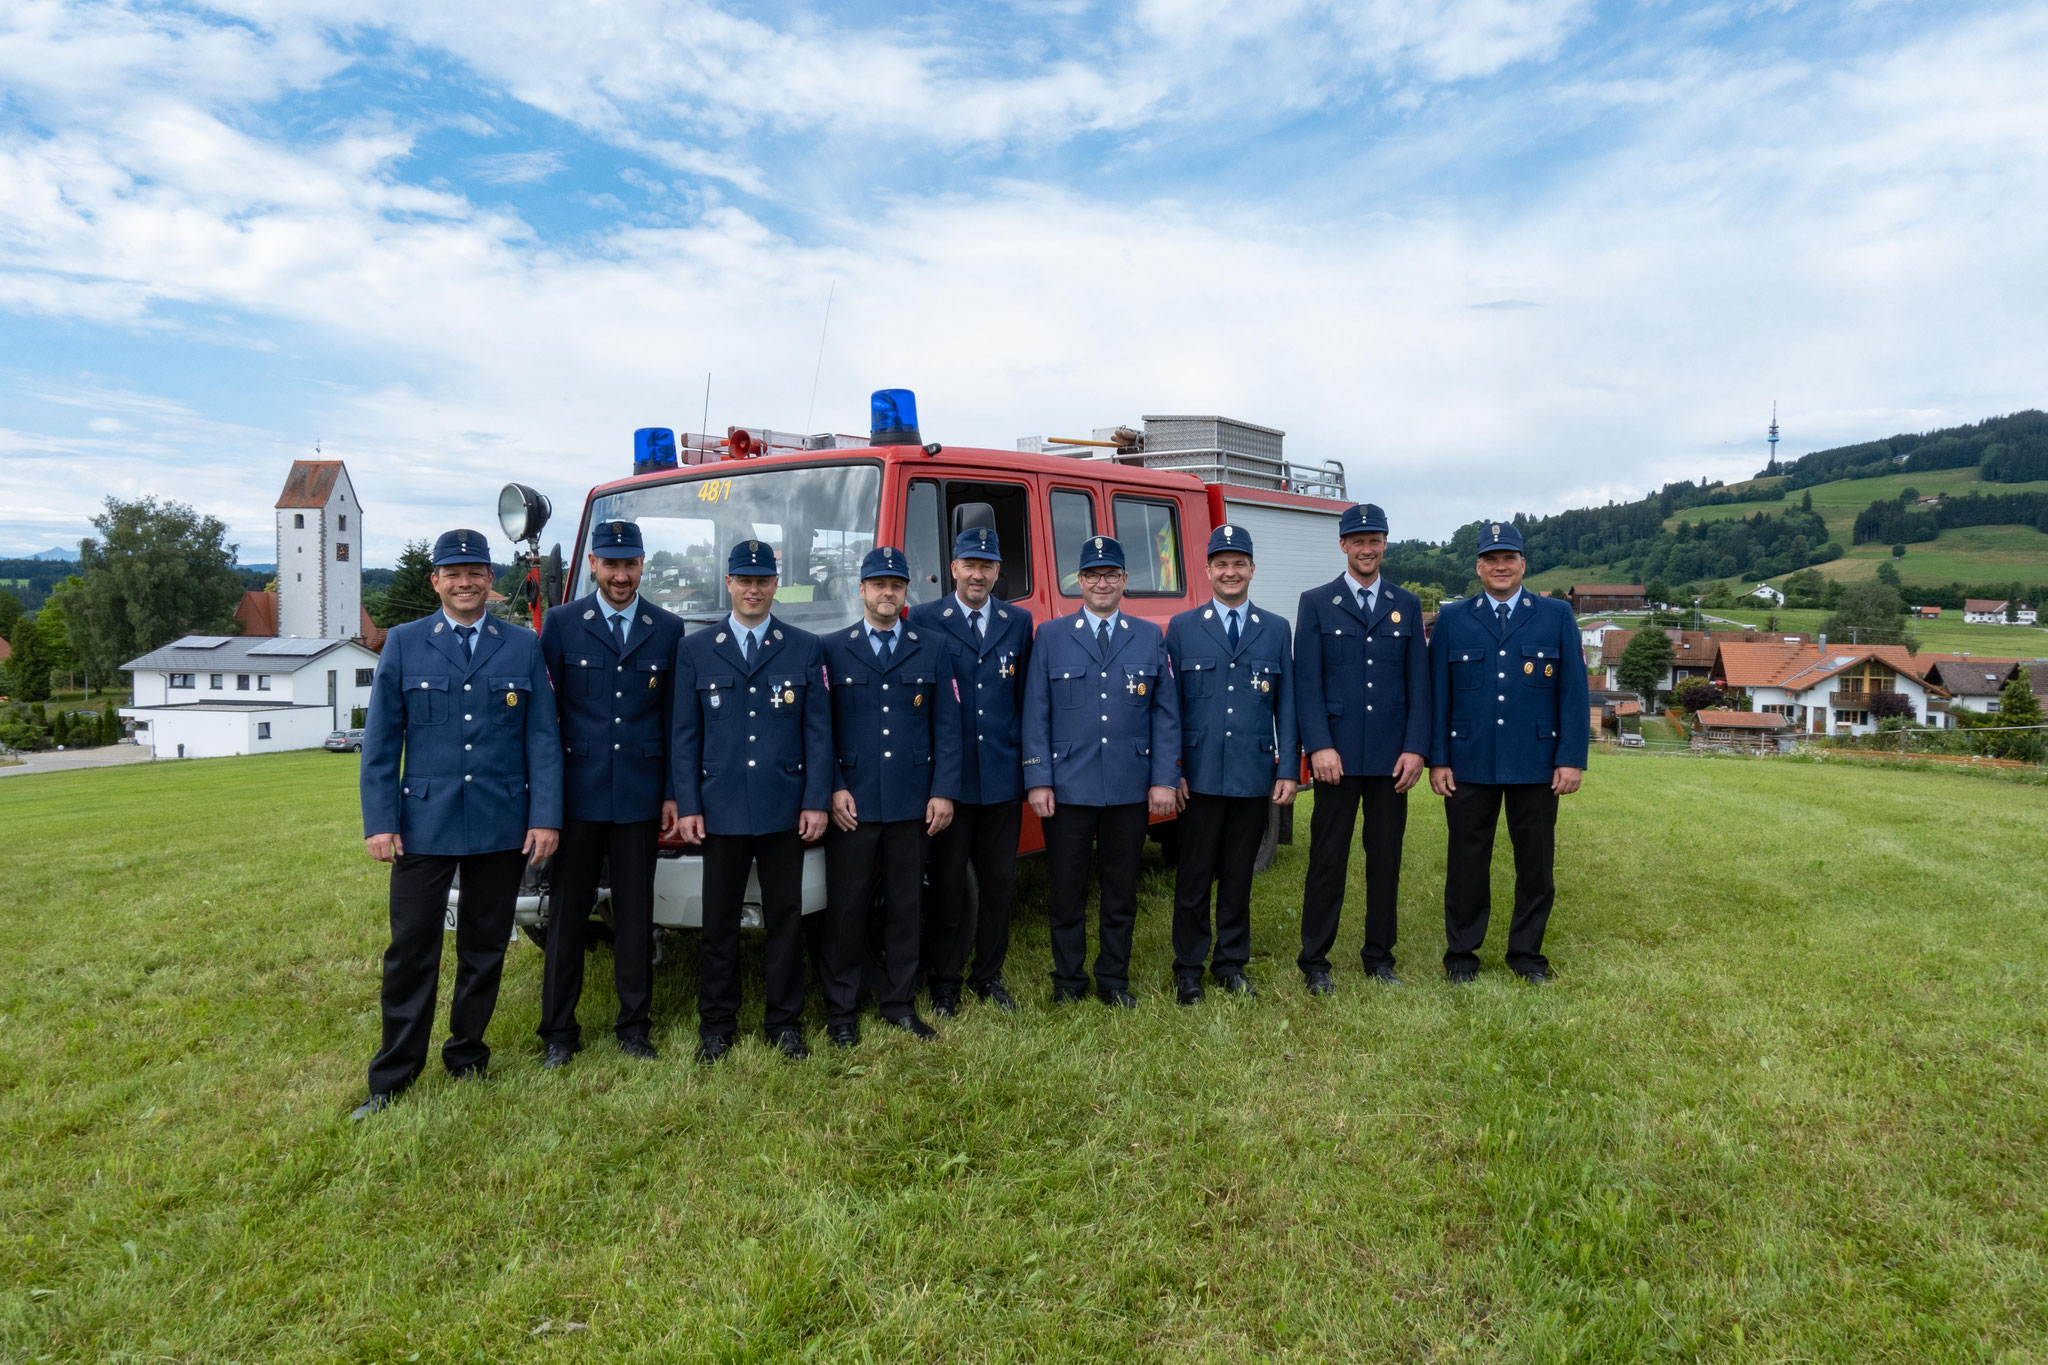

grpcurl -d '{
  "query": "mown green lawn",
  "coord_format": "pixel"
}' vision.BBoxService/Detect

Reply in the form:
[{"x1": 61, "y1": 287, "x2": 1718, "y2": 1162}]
[{"x1": 4, "y1": 752, "x2": 2046, "y2": 1361}]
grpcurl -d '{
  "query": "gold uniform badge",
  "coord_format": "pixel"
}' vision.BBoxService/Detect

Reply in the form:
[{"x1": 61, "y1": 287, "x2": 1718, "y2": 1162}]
[
  {"x1": 1390, "y1": 610, "x2": 1401, "y2": 623},
  {"x1": 1138, "y1": 682, "x2": 1147, "y2": 695},
  {"x1": 648, "y1": 675, "x2": 658, "y2": 688},
  {"x1": 913, "y1": 693, "x2": 923, "y2": 707},
  {"x1": 507, "y1": 692, "x2": 520, "y2": 706},
  {"x1": 784, "y1": 689, "x2": 796, "y2": 704},
  {"x1": 1545, "y1": 664, "x2": 1554, "y2": 677},
  {"x1": 1523, "y1": 661, "x2": 1533, "y2": 674}
]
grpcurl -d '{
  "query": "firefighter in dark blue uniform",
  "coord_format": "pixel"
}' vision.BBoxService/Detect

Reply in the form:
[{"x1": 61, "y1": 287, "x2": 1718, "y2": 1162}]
[
  {"x1": 1293, "y1": 502, "x2": 1431, "y2": 995},
  {"x1": 820, "y1": 546, "x2": 962, "y2": 1047},
  {"x1": 352, "y1": 529, "x2": 562, "y2": 1120},
  {"x1": 672, "y1": 539, "x2": 833, "y2": 1062},
  {"x1": 1164, "y1": 524, "x2": 1298, "y2": 1003},
  {"x1": 534, "y1": 519, "x2": 684, "y2": 1068},
  {"x1": 1022, "y1": 535, "x2": 1180, "y2": 1008},
  {"x1": 1428, "y1": 520, "x2": 1589, "y2": 984},
  {"x1": 907, "y1": 527, "x2": 1033, "y2": 1015}
]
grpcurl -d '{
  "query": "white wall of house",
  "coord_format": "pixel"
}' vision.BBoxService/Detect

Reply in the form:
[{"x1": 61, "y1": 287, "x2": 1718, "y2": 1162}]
[
  {"x1": 125, "y1": 641, "x2": 379, "y2": 737},
  {"x1": 120, "y1": 705, "x2": 334, "y2": 759},
  {"x1": 1749, "y1": 675, "x2": 1938, "y2": 736}
]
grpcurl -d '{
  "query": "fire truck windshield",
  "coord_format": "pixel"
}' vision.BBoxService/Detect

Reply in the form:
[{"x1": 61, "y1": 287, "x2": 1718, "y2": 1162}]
[{"x1": 577, "y1": 462, "x2": 881, "y2": 627}]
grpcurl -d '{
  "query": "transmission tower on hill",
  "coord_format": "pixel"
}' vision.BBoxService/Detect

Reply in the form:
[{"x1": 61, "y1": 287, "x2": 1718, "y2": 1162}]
[{"x1": 1767, "y1": 402, "x2": 1781, "y2": 472}]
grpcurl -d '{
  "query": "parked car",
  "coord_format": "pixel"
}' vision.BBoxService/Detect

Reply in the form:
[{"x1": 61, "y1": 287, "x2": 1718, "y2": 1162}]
[{"x1": 325, "y1": 728, "x2": 365, "y2": 752}]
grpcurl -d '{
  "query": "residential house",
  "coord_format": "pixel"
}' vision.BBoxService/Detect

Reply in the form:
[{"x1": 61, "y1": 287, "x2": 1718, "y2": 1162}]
[
  {"x1": 1921, "y1": 657, "x2": 2020, "y2": 720},
  {"x1": 1598, "y1": 628, "x2": 1809, "y2": 695},
  {"x1": 1714, "y1": 642, "x2": 1949, "y2": 736},
  {"x1": 1690, "y1": 709, "x2": 1794, "y2": 754},
  {"x1": 1746, "y1": 582, "x2": 1785, "y2": 606},
  {"x1": 1579, "y1": 619, "x2": 1623, "y2": 654},
  {"x1": 1963, "y1": 599, "x2": 2038, "y2": 625},
  {"x1": 1570, "y1": 585, "x2": 1647, "y2": 614},
  {"x1": 120, "y1": 635, "x2": 381, "y2": 759}
]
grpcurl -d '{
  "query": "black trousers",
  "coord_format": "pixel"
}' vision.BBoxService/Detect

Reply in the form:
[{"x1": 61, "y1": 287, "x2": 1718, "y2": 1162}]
[
  {"x1": 538, "y1": 817, "x2": 658, "y2": 1048},
  {"x1": 1045, "y1": 801, "x2": 1149, "y2": 995},
  {"x1": 923, "y1": 798, "x2": 1023, "y2": 992},
  {"x1": 1172, "y1": 792, "x2": 1267, "y2": 980},
  {"x1": 823, "y1": 819, "x2": 927, "y2": 1027},
  {"x1": 367, "y1": 848, "x2": 525, "y2": 1096},
  {"x1": 1443, "y1": 781, "x2": 1558, "y2": 974},
  {"x1": 699, "y1": 829, "x2": 808, "y2": 1040},
  {"x1": 1298, "y1": 775, "x2": 1408, "y2": 975}
]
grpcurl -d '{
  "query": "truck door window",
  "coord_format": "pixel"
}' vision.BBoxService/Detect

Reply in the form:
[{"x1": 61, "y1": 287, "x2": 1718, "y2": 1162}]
[
  {"x1": 1049, "y1": 488, "x2": 1097, "y2": 597},
  {"x1": 1113, "y1": 495, "x2": 1184, "y2": 596},
  {"x1": 943, "y1": 480, "x2": 1031, "y2": 599},
  {"x1": 904, "y1": 479, "x2": 945, "y2": 604}
]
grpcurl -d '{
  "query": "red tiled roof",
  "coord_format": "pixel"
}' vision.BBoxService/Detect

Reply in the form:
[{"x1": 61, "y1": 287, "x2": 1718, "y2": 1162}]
[
  {"x1": 236, "y1": 589, "x2": 278, "y2": 637},
  {"x1": 359, "y1": 606, "x2": 387, "y2": 652},
  {"x1": 276, "y1": 460, "x2": 346, "y2": 509},
  {"x1": 1716, "y1": 641, "x2": 1947, "y2": 694},
  {"x1": 0, "y1": 636, "x2": 11, "y2": 664},
  {"x1": 1695, "y1": 709, "x2": 1791, "y2": 729}
]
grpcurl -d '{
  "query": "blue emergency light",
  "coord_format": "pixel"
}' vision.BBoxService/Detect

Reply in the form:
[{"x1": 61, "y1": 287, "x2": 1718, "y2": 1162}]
[
  {"x1": 870, "y1": 389, "x2": 921, "y2": 447},
  {"x1": 634, "y1": 427, "x2": 677, "y2": 475}
]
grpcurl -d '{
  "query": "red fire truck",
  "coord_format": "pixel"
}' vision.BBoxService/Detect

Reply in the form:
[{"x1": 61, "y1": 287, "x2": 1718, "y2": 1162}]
[{"x1": 492, "y1": 390, "x2": 1351, "y2": 938}]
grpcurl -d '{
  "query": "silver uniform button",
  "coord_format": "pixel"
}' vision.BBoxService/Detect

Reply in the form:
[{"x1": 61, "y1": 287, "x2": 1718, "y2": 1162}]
[
  {"x1": 464, "y1": 744, "x2": 471, "y2": 751},
  {"x1": 464, "y1": 774, "x2": 472, "y2": 782},
  {"x1": 464, "y1": 684, "x2": 472, "y2": 691},
  {"x1": 748, "y1": 759, "x2": 756, "y2": 767},
  {"x1": 614, "y1": 744, "x2": 620, "y2": 751},
  {"x1": 464, "y1": 714, "x2": 472, "y2": 721}
]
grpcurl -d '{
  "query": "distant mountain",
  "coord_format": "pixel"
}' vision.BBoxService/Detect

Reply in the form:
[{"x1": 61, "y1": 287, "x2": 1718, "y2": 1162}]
[
  {"x1": 1761, "y1": 410, "x2": 2048, "y2": 487},
  {"x1": 28, "y1": 546, "x2": 78, "y2": 561}
]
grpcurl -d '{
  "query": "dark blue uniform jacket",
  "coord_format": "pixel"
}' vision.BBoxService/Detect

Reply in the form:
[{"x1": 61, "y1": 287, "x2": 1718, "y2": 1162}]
[
  {"x1": 671, "y1": 616, "x2": 833, "y2": 836},
  {"x1": 538, "y1": 592, "x2": 685, "y2": 823},
  {"x1": 361, "y1": 612, "x2": 564, "y2": 855},
  {"x1": 1292, "y1": 575, "x2": 1430, "y2": 777},
  {"x1": 821, "y1": 621, "x2": 964, "y2": 823},
  {"x1": 905, "y1": 594, "x2": 1033, "y2": 805},
  {"x1": 1166, "y1": 600, "x2": 1298, "y2": 798},
  {"x1": 1428, "y1": 591, "x2": 1591, "y2": 784},
  {"x1": 1021, "y1": 610, "x2": 1180, "y2": 806}
]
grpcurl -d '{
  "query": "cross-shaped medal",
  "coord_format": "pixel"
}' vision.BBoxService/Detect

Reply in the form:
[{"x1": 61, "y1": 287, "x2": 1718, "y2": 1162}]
[
  {"x1": 1124, "y1": 674, "x2": 1140, "y2": 696},
  {"x1": 769, "y1": 689, "x2": 785, "y2": 710}
]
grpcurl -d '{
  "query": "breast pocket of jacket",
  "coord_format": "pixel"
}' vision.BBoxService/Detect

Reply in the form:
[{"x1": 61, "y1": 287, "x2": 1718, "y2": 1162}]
[
  {"x1": 1249, "y1": 659, "x2": 1283, "y2": 706},
  {"x1": 697, "y1": 674, "x2": 737, "y2": 721},
  {"x1": 764, "y1": 674, "x2": 805, "y2": 719},
  {"x1": 489, "y1": 676, "x2": 531, "y2": 726},
  {"x1": 1520, "y1": 646, "x2": 1560, "y2": 688},
  {"x1": 402, "y1": 674, "x2": 449, "y2": 725},
  {"x1": 902, "y1": 673, "x2": 937, "y2": 738},
  {"x1": 1121, "y1": 663, "x2": 1158, "y2": 707},
  {"x1": 1051, "y1": 669, "x2": 1087, "y2": 710},
  {"x1": 1179, "y1": 657, "x2": 1216, "y2": 700},
  {"x1": 633, "y1": 658, "x2": 668, "y2": 709},
  {"x1": 1450, "y1": 651, "x2": 1485, "y2": 691},
  {"x1": 1321, "y1": 622, "x2": 1362, "y2": 664},
  {"x1": 566, "y1": 653, "x2": 605, "y2": 697}
]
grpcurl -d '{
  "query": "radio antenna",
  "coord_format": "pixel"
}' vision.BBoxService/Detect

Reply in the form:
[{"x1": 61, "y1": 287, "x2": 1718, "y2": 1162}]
[
  {"x1": 700, "y1": 372, "x2": 711, "y2": 444},
  {"x1": 805, "y1": 281, "x2": 835, "y2": 432}
]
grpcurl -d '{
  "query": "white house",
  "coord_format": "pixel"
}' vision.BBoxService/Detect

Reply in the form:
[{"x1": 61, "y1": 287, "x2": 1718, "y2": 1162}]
[
  {"x1": 1963, "y1": 598, "x2": 2037, "y2": 625},
  {"x1": 1715, "y1": 642, "x2": 1947, "y2": 737},
  {"x1": 1746, "y1": 582, "x2": 1785, "y2": 606},
  {"x1": 120, "y1": 636, "x2": 380, "y2": 759},
  {"x1": 276, "y1": 460, "x2": 362, "y2": 640},
  {"x1": 1922, "y1": 657, "x2": 2020, "y2": 722},
  {"x1": 1579, "y1": 619, "x2": 1622, "y2": 654}
]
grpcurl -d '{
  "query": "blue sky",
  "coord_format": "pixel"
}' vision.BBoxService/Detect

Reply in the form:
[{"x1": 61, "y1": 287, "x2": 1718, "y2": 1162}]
[{"x1": 3, "y1": 0, "x2": 2046, "y2": 561}]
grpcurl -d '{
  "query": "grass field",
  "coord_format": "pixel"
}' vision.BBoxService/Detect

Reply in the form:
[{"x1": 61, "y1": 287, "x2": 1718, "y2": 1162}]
[{"x1": 5, "y1": 752, "x2": 2048, "y2": 1361}]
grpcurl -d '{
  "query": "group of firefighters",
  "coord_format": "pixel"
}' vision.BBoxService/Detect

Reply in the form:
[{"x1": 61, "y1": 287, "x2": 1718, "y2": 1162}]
[{"x1": 349, "y1": 503, "x2": 1590, "y2": 1120}]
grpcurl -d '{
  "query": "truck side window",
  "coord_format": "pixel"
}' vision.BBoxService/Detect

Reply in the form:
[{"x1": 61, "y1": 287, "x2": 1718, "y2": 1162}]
[
  {"x1": 1113, "y1": 495, "x2": 1184, "y2": 596},
  {"x1": 943, "y1": 480, "x2": 1032, "y2": 599},
  {"x1": 903, "y1": 479, "x2": 945, "y2": 604},
  {"x1": 1049, "y1": 488, "x2": 1097, "y2": 597}
]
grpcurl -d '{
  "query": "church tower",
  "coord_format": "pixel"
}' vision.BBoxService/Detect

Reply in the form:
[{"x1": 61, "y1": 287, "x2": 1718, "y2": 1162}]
[{"x1": 275, "y1": 459, "x2": 361, "y2": 638}]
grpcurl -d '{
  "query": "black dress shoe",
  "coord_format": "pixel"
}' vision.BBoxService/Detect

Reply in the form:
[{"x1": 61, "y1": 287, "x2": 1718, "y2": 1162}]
[
  {"x1": 1515, "y1": 968, "x2": 1549, "y2": 986},
  {"x1": 1216, "y1": 972, "x2": 1257, "y2": 998},
  {"x1": 770, "y1": 1028, "x2": 810, "y2": 1060},
  {"x1": 1365, "y1": 963, "x2": 1403, "y2": 986},
  {"x1": 827, "y1": 1023, "x2": 861, "y2": 1050},
  {"x1": 349, "y1": 1092, "x2": 395, "y2": 1121},
  {"x1": 695, "y1": 1034, "x2": 733, "y2": 1065},
  {"x1": 972, "y1": 978, "x2": 1018, "y2": 1012},
  {"x1": 1447, "y1": 966, "x2": 1478, "y2": 985},
  {"x1": 1304, "y1": 971, "x2": 1336, "y2": 997},
  {"x1": 1176, "y1": 978, "x2": 1206, "y2": 1006},
  {"x1": 1098, "y1": 987, "x2": 1138, "y2": 1010},
  {"x1": 888, "y1": 1013, "x2": 939, "y2": 1040},
  {"x1": 619, "y1": 1036, "x2": 658, "y2": 1060},
  {"x1": 929, "y1": 987, "x2": 961, "y2": 1019},
  {"x1": 542, "y1": 1043, "x2": 575, "y2": 1071},
  {"x1": 1051, "y1": 985, "x2": 1085, "y2": 1006},
  {"x1": 448, "y1": 1062, "x2": 487, "y2": 1082}
]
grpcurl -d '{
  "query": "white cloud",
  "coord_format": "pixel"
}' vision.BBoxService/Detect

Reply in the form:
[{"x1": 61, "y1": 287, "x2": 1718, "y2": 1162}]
[{"x1": 465, "y1": 149, "x2": 565, "y2": 184}]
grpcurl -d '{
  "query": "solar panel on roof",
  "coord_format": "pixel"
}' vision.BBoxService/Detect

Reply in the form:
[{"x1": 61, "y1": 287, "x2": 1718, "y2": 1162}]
[
  {"x1": 247, "y1": 638, "x2": 332, "y2": 656},
  {"x1": 173, "y1": 635, "x2": 234, "y2": 649}
]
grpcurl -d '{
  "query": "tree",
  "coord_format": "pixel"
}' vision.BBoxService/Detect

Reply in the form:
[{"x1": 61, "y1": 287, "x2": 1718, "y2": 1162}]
[
  {"x1": 375, "y1": 540, "x2": 440, "y2": 627},
  {"x1": 37, "y1": 585, "x2": 82, "y2": 691},
  {"x1": 1993, "y1": 667, "x2": 2043, "y2": 761},
  {"x1": 1875, "y1": 560, "x2": 1901, "y2": 587},
  {"x1": 1783, "y1": 567, "x2": 1829, "y2": 608},
  {"x1": 1765, "y1": 613, "x2": 1780, "y2": 632},
  {"x1": 1673, "y1": 677, "x2": 1724, "y2": 712},
  {"x1": 7, "y1": 615, "x2": 52, "y2": 702},
  {"x1": 1891, "y1": 543, "x2": 1907, "y2": 559},
  {"x1": 1616, "y1": 628, "x2": 1674, "y2": 700},
  {"x1": 0, "y1": 590, "x2": 21, "y2": 641},
  {"x1": 1867, "y1": 691, "x2": 1915, "y2": 723},
  {"x1": 101, "y1": 698, "x2": 120, "y2": 745},
  {"x1": 1645, "y1": 578, "x2": 1672, "y2": 607},
  {"x1": 50, "y1": 709, "x2": 69, "y2": 746},
  {"x1": 69, "y1": 497, "x2": 243, "y2": 679},
  {"x1": 1820, "y1": 582, "x2": 1907, "y2": 644}
]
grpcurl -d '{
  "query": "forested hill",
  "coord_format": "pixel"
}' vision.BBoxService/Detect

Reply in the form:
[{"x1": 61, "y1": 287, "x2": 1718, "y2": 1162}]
[{"x1": 1760, "y1": 410, "x2": 2048, "y2": 487}]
